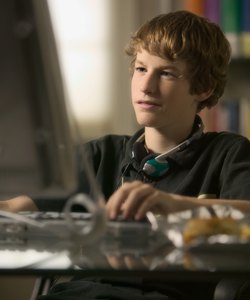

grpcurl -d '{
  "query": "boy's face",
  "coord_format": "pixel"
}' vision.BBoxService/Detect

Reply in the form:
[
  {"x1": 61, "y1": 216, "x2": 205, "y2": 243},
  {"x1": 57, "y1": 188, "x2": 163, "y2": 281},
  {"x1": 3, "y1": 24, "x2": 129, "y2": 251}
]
[{"x1": 131, "y1": 49, "x2": 203, "y2": 132}]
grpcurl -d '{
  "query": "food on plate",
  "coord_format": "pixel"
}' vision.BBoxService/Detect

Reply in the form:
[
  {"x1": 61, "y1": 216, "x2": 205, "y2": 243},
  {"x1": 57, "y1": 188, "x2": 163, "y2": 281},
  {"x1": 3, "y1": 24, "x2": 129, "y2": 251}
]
[
  {"x1": 183, "y1": 217, "x2": 242, "y2": 245},
  {"x1": 240, "y1": 223, "x2": 250, "y2": 240}
]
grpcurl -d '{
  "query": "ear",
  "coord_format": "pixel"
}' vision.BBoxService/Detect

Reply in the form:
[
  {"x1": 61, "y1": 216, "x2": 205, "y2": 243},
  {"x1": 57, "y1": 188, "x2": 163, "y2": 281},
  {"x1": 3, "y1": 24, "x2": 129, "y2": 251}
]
[{"x1": 196, "y1": 89, "x2": 214, "y2": 103}]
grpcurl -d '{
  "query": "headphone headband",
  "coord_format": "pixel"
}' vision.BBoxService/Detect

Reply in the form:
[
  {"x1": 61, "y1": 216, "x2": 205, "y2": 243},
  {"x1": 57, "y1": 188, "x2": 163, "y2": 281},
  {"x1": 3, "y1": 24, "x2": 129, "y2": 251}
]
[{"x1": 133, "y1": 116, "x2": 204, "y2": 178}]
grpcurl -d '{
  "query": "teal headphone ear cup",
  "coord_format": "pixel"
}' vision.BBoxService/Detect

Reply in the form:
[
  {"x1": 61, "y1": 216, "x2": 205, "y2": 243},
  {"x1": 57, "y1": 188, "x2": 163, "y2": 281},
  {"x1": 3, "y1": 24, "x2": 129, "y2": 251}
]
[
  {"x1": 142, "y1": 157, "x2": 170, "y2": 177},
  {"x1": 140, "y1": 154, "x2": 170, "y2": 178}
]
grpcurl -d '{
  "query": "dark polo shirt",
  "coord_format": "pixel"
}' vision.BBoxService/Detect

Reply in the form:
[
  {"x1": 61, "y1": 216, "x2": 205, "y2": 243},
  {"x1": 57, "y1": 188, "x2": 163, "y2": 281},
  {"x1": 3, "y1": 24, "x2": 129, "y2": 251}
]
[
  {"x1": 34, "y1": 128, "x2": 250, "y2": 211},
  {"x1": 82, "y1": 129, "x2": 250, "y2": 201}
]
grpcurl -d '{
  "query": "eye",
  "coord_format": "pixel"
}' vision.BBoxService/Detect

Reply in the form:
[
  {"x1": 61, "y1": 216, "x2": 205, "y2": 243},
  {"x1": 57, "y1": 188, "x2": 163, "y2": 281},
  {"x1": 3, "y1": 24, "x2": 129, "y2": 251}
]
[
  {"x1": 161, "y1": 70, "x2": 179, "y2": 79},
  {"x1": 135, "y1": 66, "x2": 147, "y2": 73}
]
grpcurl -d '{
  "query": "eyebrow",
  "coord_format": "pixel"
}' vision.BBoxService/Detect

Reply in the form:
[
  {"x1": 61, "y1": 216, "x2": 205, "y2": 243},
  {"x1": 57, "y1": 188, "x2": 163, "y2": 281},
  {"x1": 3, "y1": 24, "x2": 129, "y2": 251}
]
[
  {"x1": 135, "y1": 59, "x2": 181, "y2": 71},
  {"x1": 135, "y1": 60, "x2": 146, "y2": 65}
]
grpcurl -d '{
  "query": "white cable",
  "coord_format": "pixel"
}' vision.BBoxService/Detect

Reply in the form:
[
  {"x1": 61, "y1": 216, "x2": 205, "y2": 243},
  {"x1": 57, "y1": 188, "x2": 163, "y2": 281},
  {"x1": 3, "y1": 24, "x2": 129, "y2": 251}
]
[{"x1": 0, "y1": 210, "x2": 45, "y2": 228}]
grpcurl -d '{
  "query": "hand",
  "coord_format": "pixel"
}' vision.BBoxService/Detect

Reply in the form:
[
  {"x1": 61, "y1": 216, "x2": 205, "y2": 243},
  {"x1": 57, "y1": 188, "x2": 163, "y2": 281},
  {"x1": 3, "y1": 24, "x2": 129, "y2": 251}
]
[
  {"x1": 0, "y1": 195, "x2": 38, "y2": 212},
  {"x1": 105, "y1": 244, "x2": 172, "y2": 271},
  {"x1": 106, "y1": 253, "x2": 153, "y2": 270},
  {"x1": 107, "y1": 181, "x2": 250, "y2": 220},
  {"x1": 106, "y1": 181, "x2": 189, "y2": 220}
]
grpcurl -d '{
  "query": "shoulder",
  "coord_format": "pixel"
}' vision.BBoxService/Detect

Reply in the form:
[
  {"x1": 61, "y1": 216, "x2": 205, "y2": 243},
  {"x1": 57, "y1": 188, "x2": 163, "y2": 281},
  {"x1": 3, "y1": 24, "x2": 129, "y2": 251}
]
[
  {"x1": 203, "y1": 131, "x2": 250, "y2": 147},
  {"x1": 84, "y1": 134, "x2": 131, "y2": 154},
  {"x1": 77, "y1": 134, "x2": 132, "y2": 167},
  {"x1": 81, "y1": 128, "x2": 144, "y2": 157},
  {"x1": 202, "y1": 131, "x2": 250, "y2": 157}
]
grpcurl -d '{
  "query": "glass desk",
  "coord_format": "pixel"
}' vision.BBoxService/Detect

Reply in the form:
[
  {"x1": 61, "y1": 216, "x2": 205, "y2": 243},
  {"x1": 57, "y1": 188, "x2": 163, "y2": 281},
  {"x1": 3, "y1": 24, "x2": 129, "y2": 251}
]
[{"x1": 0, "y1": 210, "x2": 250, "y2": 282}]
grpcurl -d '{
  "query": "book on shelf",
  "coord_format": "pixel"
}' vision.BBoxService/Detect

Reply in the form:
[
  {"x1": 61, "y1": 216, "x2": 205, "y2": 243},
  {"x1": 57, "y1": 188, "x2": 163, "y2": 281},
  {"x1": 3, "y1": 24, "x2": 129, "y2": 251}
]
[
  {"x1": 185, "y1": 0, "x2": 250, "y2": 58},
  {"x1": 204, "y1": 0, "x2": 220, "y2": 24},
  {"x1": 240, "y1": 0, "x2": 250, "y2": 58},
  {"x1": 199, "y1": 99, "x2": 250, "y2": 139},
  {"x1": 226, "y1": 99, "x2": 240, "y2": 133},
  {"x1": 239, "y1": 97, "x2": 250, "y2": 139},
  {"x1": 220, "y1": 0, "x2": 241, "y2": 58},
  {"x1": 184, "y1": 0, "x2": 205, "y2": 16}
]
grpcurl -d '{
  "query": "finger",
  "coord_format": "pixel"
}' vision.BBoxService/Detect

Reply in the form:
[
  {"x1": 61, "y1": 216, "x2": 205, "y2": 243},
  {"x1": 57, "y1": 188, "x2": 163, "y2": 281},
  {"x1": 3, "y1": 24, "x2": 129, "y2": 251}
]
[
  {"x1": 106, "y1": 181, "x2": 142, "y2": 219},
  {"x1": 121, "y1": 183, "x2": 154, "y2": 219},
  {"x1": 106, "y1": 255, "x2": 127, "y2": 270},
  {"x1": 123, "y1": 255, "x2": 148, "y2": 270},
  {"x1": 134, "y1": 191, "x2": 168, "y2": 220}
]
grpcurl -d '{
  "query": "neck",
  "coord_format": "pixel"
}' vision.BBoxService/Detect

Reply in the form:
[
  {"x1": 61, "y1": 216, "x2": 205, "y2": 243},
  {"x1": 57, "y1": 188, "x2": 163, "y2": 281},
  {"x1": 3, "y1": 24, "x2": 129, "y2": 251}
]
[{"x1": 144, "y1": 122, "x2": 194, "y2": 154}]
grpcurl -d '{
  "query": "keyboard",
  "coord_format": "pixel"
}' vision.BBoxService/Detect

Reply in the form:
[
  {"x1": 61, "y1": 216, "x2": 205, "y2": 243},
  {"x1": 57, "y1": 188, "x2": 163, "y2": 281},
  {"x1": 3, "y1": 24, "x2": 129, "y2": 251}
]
[{"x1": 0, "y1": 211, "x2": 167, "y2": 254}]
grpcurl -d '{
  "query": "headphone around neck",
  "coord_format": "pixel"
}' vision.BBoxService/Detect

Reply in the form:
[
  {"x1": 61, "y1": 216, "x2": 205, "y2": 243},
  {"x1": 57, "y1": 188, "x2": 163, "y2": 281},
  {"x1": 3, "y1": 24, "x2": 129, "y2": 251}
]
[{"x1": 131, "y1": 118, "x2": 204, "y2": 179}]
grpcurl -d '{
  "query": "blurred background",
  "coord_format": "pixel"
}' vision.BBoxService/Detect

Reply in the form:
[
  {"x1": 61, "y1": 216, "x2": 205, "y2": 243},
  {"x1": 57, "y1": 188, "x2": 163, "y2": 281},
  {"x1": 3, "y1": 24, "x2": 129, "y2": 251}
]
[
  {"x1": 47, "y1": 0, "x2": 250, "y2": 140},
  {"x1": 0, "y1": 0, "x2": 249, "y2": 299},
  {"x1": 0, "y1": 0, "x2": 183, "y2": 202},
  {"x1": 47, "y1": 0, "x2": 181, "y2": 140}
]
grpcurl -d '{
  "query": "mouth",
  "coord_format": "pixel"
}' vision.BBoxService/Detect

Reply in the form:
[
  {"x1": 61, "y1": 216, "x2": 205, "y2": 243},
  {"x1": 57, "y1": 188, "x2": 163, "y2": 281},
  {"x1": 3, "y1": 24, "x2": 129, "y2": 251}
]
[{"x1": 135, "y1": 100, "x2": 161, "y2": 109}]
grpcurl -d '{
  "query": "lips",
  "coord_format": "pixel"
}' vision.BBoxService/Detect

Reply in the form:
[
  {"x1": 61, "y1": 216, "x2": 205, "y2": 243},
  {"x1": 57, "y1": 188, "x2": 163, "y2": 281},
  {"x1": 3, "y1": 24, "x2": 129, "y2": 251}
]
[{"x1": 135, "y1": 100, "x2": 161, "y2": 109}]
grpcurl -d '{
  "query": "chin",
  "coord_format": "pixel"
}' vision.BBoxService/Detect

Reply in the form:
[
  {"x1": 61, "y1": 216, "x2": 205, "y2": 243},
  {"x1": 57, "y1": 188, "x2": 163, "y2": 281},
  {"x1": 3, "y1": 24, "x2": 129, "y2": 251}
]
[
  {"x1": 135, "y1": 111, "x2": 161, "y2": 127},
  {"x1": 136, "y1": 118, "x2": 158, "y2": 128}
]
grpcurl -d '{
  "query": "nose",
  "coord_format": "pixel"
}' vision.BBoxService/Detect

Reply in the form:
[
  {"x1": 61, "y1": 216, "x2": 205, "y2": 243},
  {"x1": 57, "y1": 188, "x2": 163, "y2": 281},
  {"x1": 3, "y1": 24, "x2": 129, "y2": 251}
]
[{"x1": 140, "y1": 73, "x2": 157, "y2": 94}]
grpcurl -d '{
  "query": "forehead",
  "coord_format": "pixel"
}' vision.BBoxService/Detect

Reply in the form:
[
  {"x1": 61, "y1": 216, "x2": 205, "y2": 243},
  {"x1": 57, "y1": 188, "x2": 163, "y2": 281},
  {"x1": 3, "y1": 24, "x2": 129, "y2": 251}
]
[{"x1": 135, "y1": 49, "x2": 187, "y2": 72}]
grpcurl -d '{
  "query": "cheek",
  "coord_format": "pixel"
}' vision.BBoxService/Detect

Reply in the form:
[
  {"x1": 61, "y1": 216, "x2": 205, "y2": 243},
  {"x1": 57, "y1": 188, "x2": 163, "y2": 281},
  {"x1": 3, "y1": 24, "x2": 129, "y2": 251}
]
[
  {"x1": 160, "y1": 86, "x2": 180, "y2": 103},
  {"x1": 164, "y1": 84, "x2": 191, "y2": 101},
  {"x1": 131, "y1": 77, "x2": 138, "y2": 99}
]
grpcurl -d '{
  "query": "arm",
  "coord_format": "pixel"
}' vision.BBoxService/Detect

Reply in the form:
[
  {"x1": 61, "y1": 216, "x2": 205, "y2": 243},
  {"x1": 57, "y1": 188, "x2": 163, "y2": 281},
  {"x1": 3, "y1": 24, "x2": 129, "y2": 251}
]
[
  {"x1": 107, "y1": 135, "x2": 250, "y2": 220},
  {"x1": 106, "y1": 181, "x2": 250, "y2": 220},
  {"x1": 0, "y1": 195, "x2": 38, "y2": 212}
]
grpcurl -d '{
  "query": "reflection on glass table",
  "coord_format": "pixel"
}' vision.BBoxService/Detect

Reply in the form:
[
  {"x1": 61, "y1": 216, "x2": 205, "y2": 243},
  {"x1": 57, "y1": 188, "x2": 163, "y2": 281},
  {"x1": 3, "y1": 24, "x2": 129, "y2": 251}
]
[{"x1": 1, "y1": 206, "x2": 250, "y2": 277}]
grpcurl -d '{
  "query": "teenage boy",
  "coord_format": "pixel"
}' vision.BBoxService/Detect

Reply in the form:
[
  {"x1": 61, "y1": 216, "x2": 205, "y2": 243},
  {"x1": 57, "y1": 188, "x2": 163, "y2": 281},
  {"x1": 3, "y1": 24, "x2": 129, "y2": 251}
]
[{"x1": 2, "y1": 11, "x2": 250, "y2": 299}]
